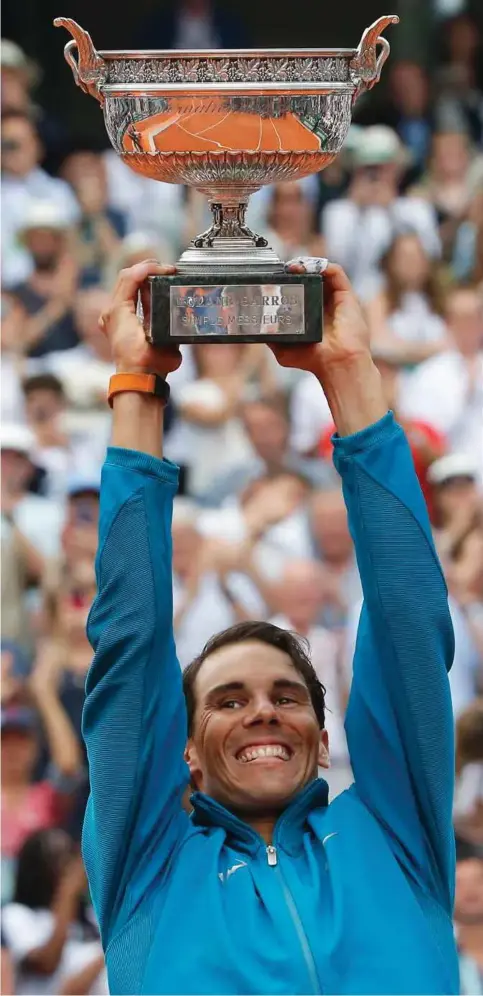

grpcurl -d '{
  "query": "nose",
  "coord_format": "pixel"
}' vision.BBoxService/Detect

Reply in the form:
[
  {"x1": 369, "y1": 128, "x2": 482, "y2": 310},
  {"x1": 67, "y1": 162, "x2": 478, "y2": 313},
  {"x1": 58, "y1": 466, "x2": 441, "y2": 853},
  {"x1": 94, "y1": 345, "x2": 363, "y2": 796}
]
[{"x1": 242, "y1": 695, "x2": 279, "y2": 727}]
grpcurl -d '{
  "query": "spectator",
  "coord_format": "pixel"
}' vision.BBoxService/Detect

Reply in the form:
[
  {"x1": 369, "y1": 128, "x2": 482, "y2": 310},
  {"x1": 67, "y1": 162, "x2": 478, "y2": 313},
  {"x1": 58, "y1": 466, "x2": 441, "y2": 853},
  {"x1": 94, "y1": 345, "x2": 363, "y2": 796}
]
[
  {"x1": 366, "y1": 232, "x2": 449, "y2": 366},
  {"x1": 268, "y1": 558, "x2": 352, "y2": 798},
  {"x1": 136, "y1": 0, "x2": 250, "y2": 50},
  {"x1": 319, "y1": 349, "x2": 447, "y2": 519},
  {"x1": 263, "y1": 182, "x2": 327, "y2": 262},
  {"x1": 1, "y1": 830, "x2": 107, "y2": 995},
  {"x1": 8, "y1": 199, "x2": 79, "y2": 358},
  {"x1": 356, "y1": 61, "x2": 434, "y2": 179},
  {"x1": 31, "y1": 288, "x2": 114, "y2": 478},
  {"x1": 60, "y1": 150, "x2": 128, "y2": 287},
  {"x1": 1, "y1": 39, "x2": 67, "y2": 175},
  {"x1": 1, "y1": 423, "x2": 63, "y2": 558},
  {"x1": 1, "y1": 291, "x2": 29, "y2": 424},
  {"x1": 437, "y1": 13, "x2": 483, "y2": 145},
  {"x1": 22, "y1": 373, "x2": 73, "y2": 500},
  {"x1": 1, "y1": 928, "x2": 15, "y2": 996},
  {"x1": 1, "y1": 40, "x2": 40, "y2": 118},
  {"x1": 321, "y1": 125, "x2": 441, "y2": 299},
  {"x1": 1, "y1": 110, "x2": 79, "y2": 288},
  {"x1": 1, "y1": 682, "x2": 82, "y2": 899},
  {"x1": 411, "y1": 128, "x2": 482, "y2": 256},
  {"x1": 306, "y1": 488, "x2": 360, "y2": 628},
  {"x1": 1, "y1": 639, "x2": 32, "y2": 708},
  {"x1": 401, "y1": 284, "x2": 483, "y2": 479},
  {"x1": 452, "y1": 175, "x2": 483, "y2": 284},
  {"x1": 166, "y1": 343, "x2": 254, "y2": 496},
  {"x1": 102, "y1": 153, "x2": 184, "y2": 256},
  {"x1": 455, "y1": 839, "x2": 483, "y2": 994},
  {"x1": 171, "y1": 501, "x2": 264, "y2": 667},
  {"x1": 202, "y1": 395, "x2": 336, "y2": 506}
]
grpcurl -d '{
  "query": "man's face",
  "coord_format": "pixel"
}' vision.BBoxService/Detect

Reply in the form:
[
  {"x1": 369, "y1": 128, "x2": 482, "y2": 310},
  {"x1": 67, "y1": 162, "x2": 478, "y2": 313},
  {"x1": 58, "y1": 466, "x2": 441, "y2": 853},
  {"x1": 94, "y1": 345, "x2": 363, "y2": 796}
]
[
  {"x1": 455, "y1": 858, "x2": 483, "y2": 925},
  {"x1": 446, "y1": 289, "x2": 483, "y2": 355},
  {"x1": 243, "y1": 403, "x2": 288, "y2": 464},
  {"x1": 1, "y1": 449, "x2": 32, "y2": 492},
  {"x1": 1, "y1": 115, "x2": 40, "y2": 177},
  {"x1": 23, "y1": 227, "x2": 65, "y2": 271},
  {"x1": 25, "y1": 388, "x2": 64, "y2": 429},
  {"x1": 1, "y1": 727, "x2": 38, "y2": 781},
  {"x1": 186, "y1": 640, "x2": 328, "y2": 819}
]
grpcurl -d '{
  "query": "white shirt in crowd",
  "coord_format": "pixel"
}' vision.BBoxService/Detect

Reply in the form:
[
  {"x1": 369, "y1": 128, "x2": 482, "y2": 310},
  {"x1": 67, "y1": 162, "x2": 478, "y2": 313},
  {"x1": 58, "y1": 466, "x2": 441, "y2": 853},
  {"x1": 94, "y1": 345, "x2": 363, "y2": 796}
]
[
  {"x1": 1, "y1": 903, "x2": 108, "y2": 996},
  {"x1": 1, "y1": 354, "x2": 26, "y2": 424},
  {"x1": 13, "y1": 493, "x2": 64, "y2": 559},
  {"x1": 289, "y1": 372, "x2": 333, "y2": 454},
  {"x1": 1, "y1": 169, "x2": 80, "y2": 287},
  {"x1": 322, "y1": 197, "x2": 441, "y2": 300},
  {"x1": 384, "y1": 291, "x2": 448, "y2": 345},
  {"x1": 401, "y1": 351, "x2": 483, "y2": 481}
]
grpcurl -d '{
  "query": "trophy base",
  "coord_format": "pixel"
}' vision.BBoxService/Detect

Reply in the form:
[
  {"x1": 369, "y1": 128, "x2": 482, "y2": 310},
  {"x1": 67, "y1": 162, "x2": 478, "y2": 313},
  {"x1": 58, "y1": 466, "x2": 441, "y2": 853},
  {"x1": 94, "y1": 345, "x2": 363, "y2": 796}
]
[{"x1": 145, "y1": 272, "x2": 323, "y2": 345}]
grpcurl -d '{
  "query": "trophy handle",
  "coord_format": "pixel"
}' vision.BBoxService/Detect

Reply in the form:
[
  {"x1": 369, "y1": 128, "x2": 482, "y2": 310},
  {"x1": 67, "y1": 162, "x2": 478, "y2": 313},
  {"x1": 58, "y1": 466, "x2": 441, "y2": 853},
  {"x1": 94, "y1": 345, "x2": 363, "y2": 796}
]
[
  {"x1": 53, "y1": 17, "x2": 106, "y2": 104},
  {"x1": 350, "y1": 15, "x2": 399, "y2": 98}
]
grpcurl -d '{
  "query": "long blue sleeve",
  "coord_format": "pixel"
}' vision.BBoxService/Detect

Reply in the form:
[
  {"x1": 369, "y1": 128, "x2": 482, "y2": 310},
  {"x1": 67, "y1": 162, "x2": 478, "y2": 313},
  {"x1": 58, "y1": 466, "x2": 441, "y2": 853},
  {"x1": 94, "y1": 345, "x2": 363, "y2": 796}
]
[
  {"x1": 333, "y1": 412, "x2": 455, "y2": 914},
  {"x1": 82, "y1": 448, "x2": 189, "y2": 948}
]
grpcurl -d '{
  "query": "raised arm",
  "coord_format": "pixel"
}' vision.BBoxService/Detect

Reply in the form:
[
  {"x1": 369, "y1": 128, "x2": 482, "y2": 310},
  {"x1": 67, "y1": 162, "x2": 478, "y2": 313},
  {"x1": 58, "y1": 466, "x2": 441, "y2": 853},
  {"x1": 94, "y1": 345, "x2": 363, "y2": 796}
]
[
  {"x1": 271, "y1": 260, "x2": 455, "y2": 914},
  {"x1": 82, "y1": 262, "x2": 189, "y2": 947}
]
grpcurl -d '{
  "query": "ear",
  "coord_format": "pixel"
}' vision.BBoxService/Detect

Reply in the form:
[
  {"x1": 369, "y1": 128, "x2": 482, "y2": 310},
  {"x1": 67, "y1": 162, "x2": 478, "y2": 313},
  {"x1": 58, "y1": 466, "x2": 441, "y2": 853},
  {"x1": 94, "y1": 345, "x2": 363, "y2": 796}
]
[
  {"x1": 318, "y1": 728, "x2": 330, "y2": 770},
  {"x1": 184, "y1": 739, "x2": 203, "y2": 791}
]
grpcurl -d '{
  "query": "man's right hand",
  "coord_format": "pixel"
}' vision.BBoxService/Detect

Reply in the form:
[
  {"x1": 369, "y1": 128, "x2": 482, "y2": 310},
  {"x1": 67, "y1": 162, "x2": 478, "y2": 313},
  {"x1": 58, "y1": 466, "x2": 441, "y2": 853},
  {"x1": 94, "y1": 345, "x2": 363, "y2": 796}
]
[{"x1": 99, "y1": 259, "x2": 182, "y2": 376}]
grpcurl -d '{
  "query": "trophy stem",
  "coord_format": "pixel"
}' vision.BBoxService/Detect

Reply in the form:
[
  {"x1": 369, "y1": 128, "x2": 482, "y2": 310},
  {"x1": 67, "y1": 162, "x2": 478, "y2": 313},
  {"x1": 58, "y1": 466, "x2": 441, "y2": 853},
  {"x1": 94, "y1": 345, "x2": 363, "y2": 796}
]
[{"x1": 193, "y1": 200, "x2": 268, "y2": 250}]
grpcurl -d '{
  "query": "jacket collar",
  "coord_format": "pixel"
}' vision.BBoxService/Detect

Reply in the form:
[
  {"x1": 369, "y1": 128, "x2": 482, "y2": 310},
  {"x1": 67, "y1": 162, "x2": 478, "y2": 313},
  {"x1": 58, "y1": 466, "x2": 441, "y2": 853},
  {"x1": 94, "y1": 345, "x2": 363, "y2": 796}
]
[{"x1": 190, "y1": 778, "x2": 329, "y2": 856}]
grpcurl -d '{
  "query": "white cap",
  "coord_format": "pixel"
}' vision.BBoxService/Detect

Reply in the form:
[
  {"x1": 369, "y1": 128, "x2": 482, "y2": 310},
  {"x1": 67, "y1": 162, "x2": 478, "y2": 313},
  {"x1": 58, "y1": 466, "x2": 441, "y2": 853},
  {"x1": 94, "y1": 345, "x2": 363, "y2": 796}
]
[
  {"x1": 427, "y1": 454, "x2": 479, "y2": 485},
  {"x1": 1, "y1": 423, "x2": 35, "y2": 458},
  {"x1": 0, "y1": 39, "x2": 40, "y2": 84},
  {"x1": 352, "y1": 126, "x2": 411, "y2": 168},
  {"x1": 20, "y1": 200, "x2": 70, "y2": 236}
]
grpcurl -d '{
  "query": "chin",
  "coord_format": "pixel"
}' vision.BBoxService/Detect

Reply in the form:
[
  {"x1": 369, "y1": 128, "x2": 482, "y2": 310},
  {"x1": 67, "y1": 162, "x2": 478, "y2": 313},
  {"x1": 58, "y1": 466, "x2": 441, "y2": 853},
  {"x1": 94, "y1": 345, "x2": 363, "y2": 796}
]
[{"x1": 236, "y1": 768, "x2": 308, "y2": 809}]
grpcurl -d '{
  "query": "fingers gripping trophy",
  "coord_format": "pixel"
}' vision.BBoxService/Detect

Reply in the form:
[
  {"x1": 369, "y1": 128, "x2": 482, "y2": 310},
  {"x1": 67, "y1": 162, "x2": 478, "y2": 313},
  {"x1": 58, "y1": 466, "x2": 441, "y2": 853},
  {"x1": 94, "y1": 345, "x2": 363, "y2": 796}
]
[{"x1": 55, "y1": 14, "x2": 398, "y2": 344}]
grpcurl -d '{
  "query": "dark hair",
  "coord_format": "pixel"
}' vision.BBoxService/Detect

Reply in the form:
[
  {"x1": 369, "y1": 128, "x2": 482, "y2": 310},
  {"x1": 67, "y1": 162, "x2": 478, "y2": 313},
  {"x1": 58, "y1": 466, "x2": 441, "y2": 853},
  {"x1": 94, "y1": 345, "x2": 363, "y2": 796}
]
[
  {"x1": 22, "y1": 373, "x2": 65, "y2": 399},
  {"x1": 183, "y1": 620, "x2": 326, "y2": 736},
  {"x1": 455, "y1": 837, "x2": 483, "y2": 864},
  {"x1": 14, "y1": 829, "x2": 74, "y2": 909},
  {"x1": 1, "y1": 108, "x2": 38, "y2": 130}
]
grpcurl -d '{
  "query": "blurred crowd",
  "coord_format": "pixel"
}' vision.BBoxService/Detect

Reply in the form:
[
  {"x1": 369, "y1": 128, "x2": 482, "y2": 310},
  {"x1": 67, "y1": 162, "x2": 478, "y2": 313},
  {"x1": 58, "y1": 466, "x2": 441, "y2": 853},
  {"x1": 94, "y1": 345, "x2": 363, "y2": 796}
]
[{"x1": 1, "y1": 4, "x2": 483, "y2": 994}]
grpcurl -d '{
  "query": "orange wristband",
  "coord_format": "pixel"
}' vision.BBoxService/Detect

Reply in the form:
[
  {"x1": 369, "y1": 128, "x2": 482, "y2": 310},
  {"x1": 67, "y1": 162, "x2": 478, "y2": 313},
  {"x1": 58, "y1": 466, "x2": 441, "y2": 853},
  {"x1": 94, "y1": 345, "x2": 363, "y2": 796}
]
[{"x1": 108, "y1": 373, "x2": 170, "y2": 408}]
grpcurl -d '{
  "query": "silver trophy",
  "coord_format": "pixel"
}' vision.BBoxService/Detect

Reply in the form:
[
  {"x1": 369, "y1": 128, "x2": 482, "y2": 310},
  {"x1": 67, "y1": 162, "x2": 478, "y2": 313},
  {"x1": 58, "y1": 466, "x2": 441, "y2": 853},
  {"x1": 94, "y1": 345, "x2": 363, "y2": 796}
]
[{"x1": 55, "y1": 15, "x2": 398, "y2": 343}]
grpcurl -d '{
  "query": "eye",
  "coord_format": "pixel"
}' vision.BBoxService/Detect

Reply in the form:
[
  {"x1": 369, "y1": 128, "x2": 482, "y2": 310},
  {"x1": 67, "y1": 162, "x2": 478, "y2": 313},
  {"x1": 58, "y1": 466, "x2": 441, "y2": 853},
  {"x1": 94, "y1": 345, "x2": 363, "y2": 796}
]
[
  {"x1": 275, "y1": 696, "x2": 296, "y2": 706},
  {"x1": 221, "y1": 699, "x2": 243, "y2": 710}
]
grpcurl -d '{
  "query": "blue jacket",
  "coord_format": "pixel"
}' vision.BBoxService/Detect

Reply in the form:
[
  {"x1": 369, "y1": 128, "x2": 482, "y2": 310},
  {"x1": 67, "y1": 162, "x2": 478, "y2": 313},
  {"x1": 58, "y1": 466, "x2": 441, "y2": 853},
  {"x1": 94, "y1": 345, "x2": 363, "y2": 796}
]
[{"x1": 83, "y1": 412, "x2": 458, "y2": 995}]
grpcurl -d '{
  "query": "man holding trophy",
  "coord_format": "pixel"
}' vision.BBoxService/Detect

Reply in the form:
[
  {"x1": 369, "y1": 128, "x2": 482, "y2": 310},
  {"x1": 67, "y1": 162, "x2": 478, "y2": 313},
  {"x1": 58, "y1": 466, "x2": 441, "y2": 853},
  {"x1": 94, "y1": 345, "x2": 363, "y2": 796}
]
[{"x1": 55, "y1": 13, "x2": 458, "y2": 995}]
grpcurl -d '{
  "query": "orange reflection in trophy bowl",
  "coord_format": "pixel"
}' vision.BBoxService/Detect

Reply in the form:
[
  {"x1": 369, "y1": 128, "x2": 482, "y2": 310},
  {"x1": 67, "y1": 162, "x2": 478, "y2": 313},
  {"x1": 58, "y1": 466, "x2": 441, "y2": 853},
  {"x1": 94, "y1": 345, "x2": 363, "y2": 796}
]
[{"x1": 54, "y1": 15, "x2": 398, "y2": 264}]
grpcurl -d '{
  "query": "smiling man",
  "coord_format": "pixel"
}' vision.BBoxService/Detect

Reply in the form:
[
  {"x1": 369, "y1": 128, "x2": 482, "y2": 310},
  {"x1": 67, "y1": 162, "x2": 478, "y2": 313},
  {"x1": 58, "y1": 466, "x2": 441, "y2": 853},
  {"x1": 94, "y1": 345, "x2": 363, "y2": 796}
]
[{"x1": 82, "y1": 258, "x2": 458, "y2": 995}]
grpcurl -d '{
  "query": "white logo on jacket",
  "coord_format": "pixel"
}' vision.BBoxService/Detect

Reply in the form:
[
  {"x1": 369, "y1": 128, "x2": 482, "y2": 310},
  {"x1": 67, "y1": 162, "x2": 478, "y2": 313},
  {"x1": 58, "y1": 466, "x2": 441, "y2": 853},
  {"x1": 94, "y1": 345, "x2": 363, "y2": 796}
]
[{"x1": 218, "y1": 861, "x2": 247, "y2": 883}]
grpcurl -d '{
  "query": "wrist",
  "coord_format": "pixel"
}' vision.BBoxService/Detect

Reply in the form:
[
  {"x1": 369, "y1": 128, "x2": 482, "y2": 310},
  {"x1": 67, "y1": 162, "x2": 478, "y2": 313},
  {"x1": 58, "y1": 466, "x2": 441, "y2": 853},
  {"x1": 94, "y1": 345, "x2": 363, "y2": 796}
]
[{"x1": 316, "y1": 352, "x2": 388, "y2": 437}]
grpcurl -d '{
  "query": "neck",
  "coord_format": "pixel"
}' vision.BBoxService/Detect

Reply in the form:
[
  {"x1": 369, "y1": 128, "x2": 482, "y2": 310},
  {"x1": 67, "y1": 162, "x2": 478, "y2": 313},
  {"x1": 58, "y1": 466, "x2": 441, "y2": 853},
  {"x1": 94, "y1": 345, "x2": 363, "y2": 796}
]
[
  {"x1": 244, "y1": 814, "x2": 278, "y2": 844},
  {"x1": 458, "y1": 922, "x2": 483, "y2": 961}
]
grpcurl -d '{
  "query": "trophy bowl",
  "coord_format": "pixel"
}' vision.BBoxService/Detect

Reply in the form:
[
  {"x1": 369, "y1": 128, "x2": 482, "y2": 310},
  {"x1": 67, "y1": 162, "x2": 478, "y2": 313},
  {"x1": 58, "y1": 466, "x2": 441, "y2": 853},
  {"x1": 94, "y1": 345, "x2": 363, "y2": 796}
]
[{"x1": 55, "y1": 15, "x2": 398, "y2": 343}]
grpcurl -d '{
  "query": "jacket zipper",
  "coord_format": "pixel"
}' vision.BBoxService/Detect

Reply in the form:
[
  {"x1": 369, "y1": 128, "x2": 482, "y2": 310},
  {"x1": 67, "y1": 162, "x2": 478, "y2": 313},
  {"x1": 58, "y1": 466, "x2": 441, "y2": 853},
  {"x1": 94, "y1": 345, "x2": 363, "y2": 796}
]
[{"x1": 266, "y1": 845, "x2": 321, "y2": 994}]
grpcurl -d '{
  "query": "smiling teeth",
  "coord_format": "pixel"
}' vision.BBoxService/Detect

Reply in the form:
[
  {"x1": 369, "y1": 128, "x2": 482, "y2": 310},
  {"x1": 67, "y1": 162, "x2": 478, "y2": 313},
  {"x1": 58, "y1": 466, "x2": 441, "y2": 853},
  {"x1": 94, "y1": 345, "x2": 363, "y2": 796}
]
[{"x1": 238, "y1": 745, "x2": 290, "y2": 762}]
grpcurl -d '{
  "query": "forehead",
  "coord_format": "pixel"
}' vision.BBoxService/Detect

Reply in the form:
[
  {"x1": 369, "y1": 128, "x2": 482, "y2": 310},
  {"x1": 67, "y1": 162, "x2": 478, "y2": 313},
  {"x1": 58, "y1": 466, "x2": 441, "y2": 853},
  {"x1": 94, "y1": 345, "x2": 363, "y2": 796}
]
[
  {"x1": 194, "y1": 640, "x2": 303, "y2": 700},
  {"x1": 2, "y1": 116, "x2": 33, "y2": 137}
]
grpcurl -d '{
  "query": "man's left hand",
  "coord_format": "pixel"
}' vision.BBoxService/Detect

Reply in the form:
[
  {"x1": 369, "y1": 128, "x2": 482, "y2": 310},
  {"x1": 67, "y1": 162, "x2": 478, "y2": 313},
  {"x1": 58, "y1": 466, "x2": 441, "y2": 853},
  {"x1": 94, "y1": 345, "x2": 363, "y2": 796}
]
[{"x1": 269, "y1": 258, "x2": 370, "y2": 379}]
